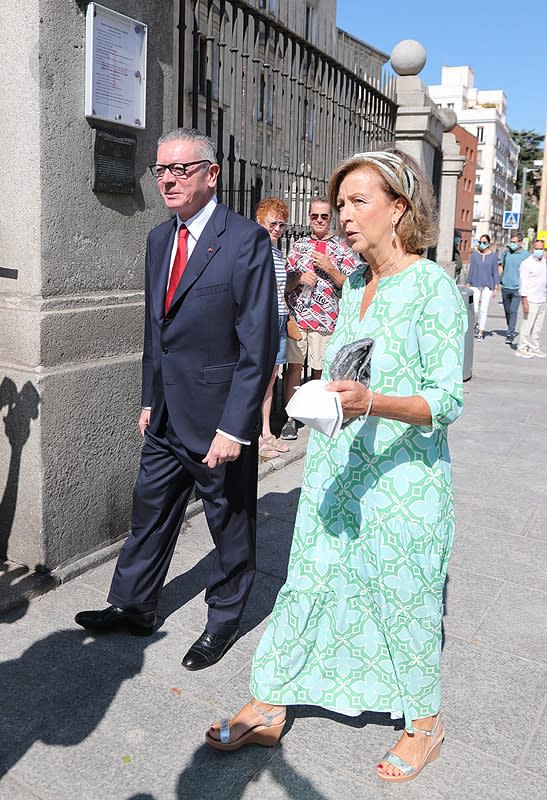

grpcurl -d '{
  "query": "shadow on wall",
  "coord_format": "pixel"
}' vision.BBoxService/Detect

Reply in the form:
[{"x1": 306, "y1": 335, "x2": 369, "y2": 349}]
[{"x1": 0, "y1": 377, "x2": 40, "y2": 561}]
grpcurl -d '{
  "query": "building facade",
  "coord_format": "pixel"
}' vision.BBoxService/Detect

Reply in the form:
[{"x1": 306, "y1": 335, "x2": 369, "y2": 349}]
[
  {"x1": 429, "y1": 66, "x2": 518, "y2": 243},
  {"x1": 453, "y1": 124, "x2": 478, "y2": 264}
]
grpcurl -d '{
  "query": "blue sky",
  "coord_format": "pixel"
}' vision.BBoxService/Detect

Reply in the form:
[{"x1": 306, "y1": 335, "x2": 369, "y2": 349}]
[{"x1": 336, "y1": 0, "x2": 546, "y2": 138}]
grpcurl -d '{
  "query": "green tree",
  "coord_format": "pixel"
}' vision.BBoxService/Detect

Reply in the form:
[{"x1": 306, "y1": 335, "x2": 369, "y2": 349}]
[
  {"x1": 522, "y1": 198, "x2": 538, "y2": 235},
  {"x1": 511, "y1": 129, "x2": 544, "y2": 197}
]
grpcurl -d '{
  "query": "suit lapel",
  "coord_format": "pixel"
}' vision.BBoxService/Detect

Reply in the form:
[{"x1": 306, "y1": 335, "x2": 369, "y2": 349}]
[
  {"x1": 151, "y1": 218, "x2": 177, "y2": 321},
  {"x1": 169, "y1": 204, "x2": 228, "y2": 310}
]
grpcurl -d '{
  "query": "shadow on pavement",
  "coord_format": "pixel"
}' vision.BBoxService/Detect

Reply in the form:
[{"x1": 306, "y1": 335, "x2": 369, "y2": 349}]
[
  {"x1": 129, "y1": 707, "x2": 400, "y2": 800},
  {"x1": 0, "y1": 628, "x2": 165, "y2": 778},
  {"x1": 158, "y1": 488, "x2": 299, "y2": 635},
  {"x1": 175, "y1": 740, "x2": 330, "y2": 800},
  {"x1": 0, "y1": 561, "x2": 59, "y2": 623}
]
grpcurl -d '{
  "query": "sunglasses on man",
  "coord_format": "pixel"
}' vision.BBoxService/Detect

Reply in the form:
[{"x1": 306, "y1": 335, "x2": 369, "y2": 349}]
[{"x1": 310, "y1": 213, "x2": 330, "y2": 221}]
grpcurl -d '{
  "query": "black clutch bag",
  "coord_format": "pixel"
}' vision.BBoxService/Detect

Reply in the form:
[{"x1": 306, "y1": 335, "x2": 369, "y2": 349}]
[{"x1": 329, "y1": 338, "x2": 375, "y2": 386}]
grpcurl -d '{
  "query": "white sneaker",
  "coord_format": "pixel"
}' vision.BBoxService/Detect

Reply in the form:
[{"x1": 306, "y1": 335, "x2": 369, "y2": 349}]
[
  {"x1": 530, "y1": 350, "x2": 547, "y2": 358},
  {"x1": 515, "y1": 350, "x2": 533, "y2": 359}
]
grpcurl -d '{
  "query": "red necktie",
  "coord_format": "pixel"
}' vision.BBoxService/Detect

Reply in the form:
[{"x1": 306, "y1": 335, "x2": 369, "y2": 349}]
[{"x1": 164, "y1": 224, "x2": 188, "y2": 315}]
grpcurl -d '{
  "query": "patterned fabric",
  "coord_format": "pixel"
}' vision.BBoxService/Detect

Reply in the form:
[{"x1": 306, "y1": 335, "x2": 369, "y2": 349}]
[
  {"x1": 250, "y1": 260, "x2": 467, "y2": 731},
  {"x1": 272, "y1": 246, "x2": 288, "y2": 313},
  {"x1": 286, "y1": 235, "x2": 361, "y2": 333}
]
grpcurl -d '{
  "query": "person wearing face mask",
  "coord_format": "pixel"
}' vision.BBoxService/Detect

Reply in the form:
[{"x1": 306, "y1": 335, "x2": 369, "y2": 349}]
[
  {"x1": 516, "y1": 240, "x2": 547, "y2": 358},
  {"x1": 466, "y1": 234, "x2": 499, "y2": 340},
  {"x1": 500, "y1": 232, "x2": 528, "y2": 345}
]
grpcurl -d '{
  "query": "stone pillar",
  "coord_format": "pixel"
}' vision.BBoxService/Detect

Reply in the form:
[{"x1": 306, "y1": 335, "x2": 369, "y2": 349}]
[
  {"x1": 390, "y1": 40, "x2": 465, "y2": 275},
  {"x1": 437, "y1": 122, "x2": 466, "y2": 276},
  {"x1": 390, "y1": 41, "x2": 444, "y2": 179},
  {"x1": 0, "y1": 0, "x2": 175, "y2": 572}
]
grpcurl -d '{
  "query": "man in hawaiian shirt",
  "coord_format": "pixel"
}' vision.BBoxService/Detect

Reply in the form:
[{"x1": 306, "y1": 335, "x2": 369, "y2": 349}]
[{"x1": 280, "y1": 197, "x2": 361, "y2": 440}]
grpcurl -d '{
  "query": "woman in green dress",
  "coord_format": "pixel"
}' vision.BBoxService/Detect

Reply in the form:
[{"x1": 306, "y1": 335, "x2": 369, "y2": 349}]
[{"x1": 206, "y1": 148, "x2": 467, "y2": 783}]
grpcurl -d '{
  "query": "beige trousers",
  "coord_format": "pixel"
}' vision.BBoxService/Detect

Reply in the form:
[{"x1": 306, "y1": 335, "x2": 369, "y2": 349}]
[{"x1": 518, "y1": 302, "x2": 545, "y2": 353}]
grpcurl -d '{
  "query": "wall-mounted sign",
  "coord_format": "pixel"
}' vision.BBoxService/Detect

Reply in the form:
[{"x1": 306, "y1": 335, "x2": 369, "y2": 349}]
[
  {"x1": 92, "y1": 127, "x2": 137, "y2": 194},
  {"x1": 85, "y1": 3, "x2": 147, "y2": 129}
]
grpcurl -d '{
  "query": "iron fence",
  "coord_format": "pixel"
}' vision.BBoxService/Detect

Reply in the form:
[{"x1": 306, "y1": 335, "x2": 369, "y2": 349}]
[{"x1": 178, "y1": 0, "x2": 397, "y2": 232}]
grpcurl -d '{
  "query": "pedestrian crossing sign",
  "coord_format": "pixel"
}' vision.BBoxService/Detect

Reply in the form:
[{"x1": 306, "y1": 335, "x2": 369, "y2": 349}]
[{"x1": 503, "y1": 211, "x2": 520, "y2": 229}]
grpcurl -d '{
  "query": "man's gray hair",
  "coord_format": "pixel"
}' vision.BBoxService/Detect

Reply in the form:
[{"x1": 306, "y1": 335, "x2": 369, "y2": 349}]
[
  {"x1": 157, "y1": 128, "x2": 218, "y2": 164},
  {"x1": 309, "y1": 196, "x2": 330, "y2": 213}
]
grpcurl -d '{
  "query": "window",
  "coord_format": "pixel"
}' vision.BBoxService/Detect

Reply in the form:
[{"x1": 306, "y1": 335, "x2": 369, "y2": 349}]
[
  {"x1": 447, "y1": 103, "x2": 454, "y2": 110},
  {"x1": 198, "y1": 35, "x2": 219, "y2": 100},
  {"x1": 476, "y1": 126, "x2": 484, "y2": 143},
  {"x1": 258, "y1": 72, "x2": 273, "y2": 124},
  {"x1": 305, "y1": 4, "x2": 318, "y2": 44}
]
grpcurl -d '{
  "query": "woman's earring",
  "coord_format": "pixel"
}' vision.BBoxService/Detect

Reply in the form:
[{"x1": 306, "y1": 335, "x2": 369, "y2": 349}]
[{"x1": 391, "y1": 218, "x2": 397, "y2": 239}]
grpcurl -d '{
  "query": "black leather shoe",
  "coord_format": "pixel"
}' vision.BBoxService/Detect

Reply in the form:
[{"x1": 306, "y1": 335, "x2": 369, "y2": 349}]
[
  {"x1": 181, "y1": 629, "x2": 238, "y2": 671},
  {"x1": 74, "y1": 606, "x2": 156, "y2": 636}
]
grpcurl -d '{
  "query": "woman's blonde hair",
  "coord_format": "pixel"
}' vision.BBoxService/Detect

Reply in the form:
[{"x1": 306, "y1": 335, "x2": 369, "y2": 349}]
[{"x1": 327, "y1": 146, "x2": 438, "y2": 254}]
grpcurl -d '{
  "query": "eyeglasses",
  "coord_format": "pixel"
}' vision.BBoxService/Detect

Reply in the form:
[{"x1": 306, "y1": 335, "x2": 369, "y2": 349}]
[
  {"x1": 267, "y1": 221, "x2": 288, "y2": 230},
  {"x1": 149, "y1": 160, "x2": 212, "y2": 179},
  {"x1": 310, "y1": 213, "x2": 330, "y2": 221}
]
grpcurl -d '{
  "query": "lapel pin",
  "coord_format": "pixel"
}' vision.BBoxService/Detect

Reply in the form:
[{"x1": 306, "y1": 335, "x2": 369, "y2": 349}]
[{"x1": 207, "y1": 247, "x2": 213, "y2": 253}]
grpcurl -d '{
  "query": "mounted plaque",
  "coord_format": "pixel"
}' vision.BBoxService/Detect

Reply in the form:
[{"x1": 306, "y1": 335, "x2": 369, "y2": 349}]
[
  {"x1": 85, "y1": 3, "x2": 147, "y2": 129},
  {"x1": 91, "y1": 127, "x2": 137, "y2": 194}
]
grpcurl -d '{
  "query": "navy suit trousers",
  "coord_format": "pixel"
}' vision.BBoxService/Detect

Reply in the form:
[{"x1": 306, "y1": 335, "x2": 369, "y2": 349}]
[{"x1": 107, "y1": 417, "x2": 258, "y2": 636}]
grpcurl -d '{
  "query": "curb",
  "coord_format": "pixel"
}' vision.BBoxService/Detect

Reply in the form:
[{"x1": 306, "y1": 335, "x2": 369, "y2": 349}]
[{"x1": 0, "y1": 431, "x2": 309, "y2": 614}]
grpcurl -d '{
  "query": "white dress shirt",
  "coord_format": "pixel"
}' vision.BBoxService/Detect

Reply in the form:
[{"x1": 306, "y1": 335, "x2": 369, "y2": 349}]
[{"x1": 519, "y1": 254, "x2": 547, "y2": 304}]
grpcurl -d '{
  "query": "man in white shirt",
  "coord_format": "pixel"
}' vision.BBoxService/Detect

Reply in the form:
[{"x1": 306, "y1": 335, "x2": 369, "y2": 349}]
[{"x1": 516, "y1": 239, "x2": 547, "y2": 358}]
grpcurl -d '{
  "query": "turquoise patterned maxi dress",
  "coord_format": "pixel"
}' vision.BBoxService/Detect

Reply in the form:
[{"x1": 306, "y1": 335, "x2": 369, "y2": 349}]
[{"x1": 250, "y1": 259, "x2": 467, "y2": 731}]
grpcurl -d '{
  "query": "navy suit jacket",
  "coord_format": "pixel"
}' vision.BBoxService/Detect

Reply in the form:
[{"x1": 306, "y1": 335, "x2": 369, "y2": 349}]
[{"x1": 141, "y1": 202, "x2": 278, "y2": 453}]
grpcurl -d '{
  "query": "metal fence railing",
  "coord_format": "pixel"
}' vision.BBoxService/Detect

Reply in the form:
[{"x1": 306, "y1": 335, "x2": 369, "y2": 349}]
[{"x1": 178, "y1": 0, "x2": 397, "y2": 227}]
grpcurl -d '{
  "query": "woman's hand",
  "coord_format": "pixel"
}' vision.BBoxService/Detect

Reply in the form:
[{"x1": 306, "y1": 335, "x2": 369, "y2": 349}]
[
  {"x1": 300, "y1": 271, "x2": 318, "y2": 288},
  {"x1": 310, "y1": 251, "x2": 332, "y2": 272},
  {"x1": 325, "y1": 380, "x2": 372, "y2": 419}
]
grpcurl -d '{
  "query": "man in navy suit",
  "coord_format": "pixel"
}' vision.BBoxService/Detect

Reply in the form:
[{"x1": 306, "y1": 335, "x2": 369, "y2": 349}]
[{"x1": 76, "y1": 128, "x2": 277, "y2": 670}]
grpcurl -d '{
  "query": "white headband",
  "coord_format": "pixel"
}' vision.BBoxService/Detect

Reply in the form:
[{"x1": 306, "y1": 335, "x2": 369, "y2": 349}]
[{"x1": 352, "y1": 151, "x2": 416, "y2": 200}]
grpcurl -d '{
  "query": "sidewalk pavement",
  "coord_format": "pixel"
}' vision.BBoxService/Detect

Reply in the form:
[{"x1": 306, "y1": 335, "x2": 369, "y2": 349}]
[{"x1": 1, "y1": 299, "x2": 546, "y2": 800}]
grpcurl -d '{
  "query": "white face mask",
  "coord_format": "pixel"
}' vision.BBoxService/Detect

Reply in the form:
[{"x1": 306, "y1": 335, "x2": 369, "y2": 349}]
[{"x1": 532, "y1": 249, "x2": 545, "y2": 260}]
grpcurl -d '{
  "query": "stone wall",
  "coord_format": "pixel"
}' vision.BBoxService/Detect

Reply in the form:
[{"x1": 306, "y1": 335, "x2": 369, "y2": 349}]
[{"x1": 0, "y1": 0, "x2": 176, "y2": 569}]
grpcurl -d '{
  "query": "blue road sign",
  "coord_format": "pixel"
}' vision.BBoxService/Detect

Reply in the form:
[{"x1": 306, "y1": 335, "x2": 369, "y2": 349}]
[{"x1": 503, "y1": 211, "x2": 520, "y2": 229}]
